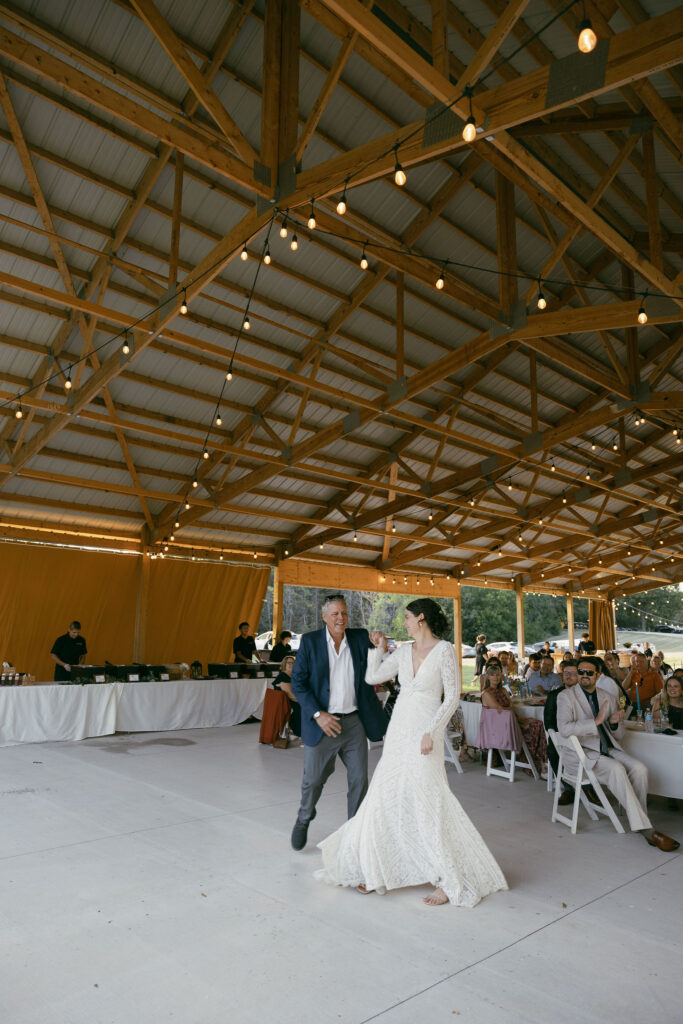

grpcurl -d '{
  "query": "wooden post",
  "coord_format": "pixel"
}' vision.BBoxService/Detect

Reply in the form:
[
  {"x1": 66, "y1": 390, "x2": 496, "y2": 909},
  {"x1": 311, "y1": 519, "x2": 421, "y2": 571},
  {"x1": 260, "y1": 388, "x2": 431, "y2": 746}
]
[
  {"x1": 452, "y1": 585, "x2": 463, "y2": 682},
  {"x1": 261, "y1": 0, "x2": 299, "y2": 192},
  {"x1": 133, "y1": 550, "x2": 150, "y2": 661},
  {"x1": 566, "y1": 590, "x2": 575, "y2": 652},
  {"x1": 272, "y1": 564, "x2": 283, "y2": 642},
  {"x1": 396, "y1": 271, "x2": 404, "y2": 378},
  {"x1": 515, "y1": 580, "x2": 525, "y2": 660},
  {"x1": 495, "y1": 171, "x2": 517, "y2": 318},
  {"x1": 607, "y1": 598, "x2": 617, "y2": 650}
]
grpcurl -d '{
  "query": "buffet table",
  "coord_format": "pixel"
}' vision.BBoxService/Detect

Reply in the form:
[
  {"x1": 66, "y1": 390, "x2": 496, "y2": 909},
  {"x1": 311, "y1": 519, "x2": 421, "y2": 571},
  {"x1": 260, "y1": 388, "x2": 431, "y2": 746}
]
[
  {"x1": 459, "y1": 700, "x2": 683, "y2": 798},
  {"x1": 0, "y1": 678, "x2": 267, "y2": 747}
]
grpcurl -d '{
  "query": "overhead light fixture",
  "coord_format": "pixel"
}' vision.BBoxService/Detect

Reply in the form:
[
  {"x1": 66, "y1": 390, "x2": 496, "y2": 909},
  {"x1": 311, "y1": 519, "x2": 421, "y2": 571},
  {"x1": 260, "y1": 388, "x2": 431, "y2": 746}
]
[
  {"x1": 307, "y1": 202, "x2": 316, "y2": 230},
  {"x1": 577, "y1": 2, "x2": 597, "y2": 53},
  {"x1": 436, "y1": 263, "x2": 446, "y2": 290},
  {"x1": 180, "y1": 289, "x2": 188, "y2": 315},
  {"x1": 15, "y1": 401, "x2": 23, "y2": 419},
  {"x1": 393, "y1": 146, "x2": 406, "y2": 187},
  {"x1": 184, "y1": 499, "x2": 190, "y2": 510},
  {"x1": 122, "y1": 333, "x2": 130, "y2": 355},
  {"x1": 537, "y1": 279, "x2": 546, "y2": 310},
  {"x1": 462, "y1": 86, "x2": 476, "y2": 143},
  {"x1": 243, "y1": 314, "x2": 250, "y2": 331},
  {"x1": 215, "y1": 411, "x2": 222, "y2": 426},
  {"x1": 360, "y1": 246, "x2": 368, "y2": 270},
  {"x1": 637, "y1": 301, "x2": 647, "y2": 325},
  {"x1": 192, "y1": 478, "x2": 198, "y2": 489},
  {"x1": 336, "y1": 181, "x2": 348, "y2": 216},
  {"x1": 279, "y1": 216, "x2": 288, "y2": 238},
  {"x1": 240, "y1": 245, "x2": 248, "y2": 262},
  {"x1": 290, "y1": 234, "x2": 298, "y2": 251},
  {"x1": 174, "y1": 519, "x2": 180, "y2": 529},
  {"x1": 264, "y1": 247, "x2": 271, "y2": 265},
  {"x1": 551, "y1": 460, "x2": 555, "y2": 472},
  {"x1": 202, "y1": 448, "x2": 209, "y2": 460},
  {"x1": 226, "y1": 370, "x2": 233, "y2": 381}
]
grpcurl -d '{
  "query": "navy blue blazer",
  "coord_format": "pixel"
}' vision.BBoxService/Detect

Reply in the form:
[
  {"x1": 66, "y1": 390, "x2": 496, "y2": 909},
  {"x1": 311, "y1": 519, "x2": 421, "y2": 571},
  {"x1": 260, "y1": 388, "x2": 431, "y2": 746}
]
[{"x1": 291, "y1": 627, "x2": 388, "y2": 747}]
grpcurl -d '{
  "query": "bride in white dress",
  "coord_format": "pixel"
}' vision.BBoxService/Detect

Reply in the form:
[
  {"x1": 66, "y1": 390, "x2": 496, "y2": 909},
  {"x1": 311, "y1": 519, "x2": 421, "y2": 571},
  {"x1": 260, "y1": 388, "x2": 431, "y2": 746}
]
[{"x1": 315, "y1": 598, "x2": 507, "y2": 906}]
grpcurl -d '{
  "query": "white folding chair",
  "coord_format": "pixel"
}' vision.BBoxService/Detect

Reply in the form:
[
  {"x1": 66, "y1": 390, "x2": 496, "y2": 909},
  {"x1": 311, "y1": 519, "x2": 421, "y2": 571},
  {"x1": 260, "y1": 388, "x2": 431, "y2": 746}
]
[
  {"x1": 485, "y1": 738, "x2": 539, "y2": 782},
  {"x1": 444, "y1": 727, "x2": 464, "y2": 773},
  {"x1": 547, "y1": 729, "x2": 624, "y2": 835}
]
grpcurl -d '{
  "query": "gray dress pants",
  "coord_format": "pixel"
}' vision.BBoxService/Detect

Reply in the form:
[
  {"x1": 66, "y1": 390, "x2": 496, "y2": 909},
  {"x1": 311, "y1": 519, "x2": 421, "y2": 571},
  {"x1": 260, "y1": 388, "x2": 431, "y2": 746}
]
[{"x1": 297, "y1": 712, "x2": 368, "y2": 824}]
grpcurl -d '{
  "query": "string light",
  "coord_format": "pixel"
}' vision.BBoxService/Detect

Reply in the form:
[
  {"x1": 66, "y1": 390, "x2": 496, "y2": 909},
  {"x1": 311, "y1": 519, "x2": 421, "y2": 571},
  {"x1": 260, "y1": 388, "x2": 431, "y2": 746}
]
[
  {"x1": 360, "y1": 246, "x2": 368, "y2": 270},
  {"x1": 430, "y1": 575, "x2": 434, "y2": 586},
  {"x1": 469, "y1": 497, "x2": 475, "y2": 506},
  {"x1": 192, "y1": 478, "x2": 198, "y2": 489},
  {"x1": 170, "y1": 533, "x2": 175, "y2": 542},
  {"x1": 219, "y1": 550, "x2": 223, "y2": 560},
  {"x1": 64, "y1": 368, "x2": 72, "y2": 390},
  {"x1": 180, "y1": 289, "x2": 188, "y2": 315},
  {"x1": 202, "y1": 448, "x2": 209, "y2": 460},
  {"x1": 215, "y1": 411, "x2": 222, "y2": 426},
  {"x1": 353, "y1": 530, "x2": 358, "y2": 542},
  {"x1": 163, "y1": 538, "x2": 169, "y2": 552},
  {"x1": 240, "y1": 245, "x2": 248, "y2": 262},
  {"x1": 428, "y1": 509, "x2": 433, "y2": 521},
  {"x1": 637, "y1": 301, "x2": 647, "y2": 325},
  {"x1": 508, "y1": 478, "x2": 512, "y2": 490},
  {"x1": 307, "y1": 203, "x2": 316, "y2": 230},
  {"x1": 591, "y1": 441, "x2": 596, "y2": 450},
  {"x1": 585, "y1": 470, "x2": 590, "y2": 480},
  {"x1": 264, "y1": 247, "x2": 271, "y2": 265},
  {"x1": 290, "y1": 234, "x2": 298, "y2": 251},
  {"x1": 551, "y1": 460, "x2": 555, "y2": 472},
  {"x1": 392, "y1": 523, "x2": 396, "y2": 533},
  {"x1": 393, "y1": 146, "x2": 406, "y2": 187},
  {"x1": 122, "y1": 333, "x2": 130, "y2": 355},
  {"x1": 537, "y1": 279, "x2": 546, "y2": 310},
  {"x1": 319, "y1": 541, "x2": 324, "y2": 549},
  {"x1": 612, "y1": 440, "x2": 618, "y2": 451},
  {"x1": 243, "y1": 314, "x2": 250, "y2": 331},
  {"x1": 284, "y1": 548, "x2": 290, "y2": 556},
  {"x1": 184, "y1": 499, "x2": 190, "y2": 510},
  {"x1": 577, "y1": 1, "x2": 597, "y2": 52},
  {"x1": 634, "y1": 409, "x2": 645, "y2": 426},
  {"x1": 562, "y1": 492, "x2": 567, "y2": 503},
  {"x1": 174, "y1": 519, "x2": 180, "y2": 529},
  {"x1": 462, "y1": 87, "x2": 476, "y2": 142},
  {"x1": 435, "y1": 262, "x2": 446, "y2": 290},
  {"x1": 279, "y1": 216, "x2": 288, "y2": 238},
  {"x1": 336, "y1": 181, "x2": 348, "y2": 216},
  {"x1": 226, "y1": 370, "x2": 233, "y2": 381},
  {"x1": 15, "y1": 401, "x2": 23, "y2": 419}
]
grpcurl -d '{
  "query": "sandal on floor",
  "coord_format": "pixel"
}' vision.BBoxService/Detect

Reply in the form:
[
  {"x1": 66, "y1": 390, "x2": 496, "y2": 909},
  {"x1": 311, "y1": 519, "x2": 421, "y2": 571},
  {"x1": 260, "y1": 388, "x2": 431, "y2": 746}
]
[
  {"x1": 423, "y1": 888, "x2": 449, "y2": 906},
  {"x1": 357, "y1": 884, "x2": 373, "y2": 894}
]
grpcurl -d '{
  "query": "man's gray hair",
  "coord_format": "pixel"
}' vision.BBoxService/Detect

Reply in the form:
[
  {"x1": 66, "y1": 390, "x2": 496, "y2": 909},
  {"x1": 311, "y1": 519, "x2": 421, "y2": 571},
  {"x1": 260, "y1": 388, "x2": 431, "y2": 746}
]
[{"x1": 322, "y1": 593, "x2": 347, "y2": 614}]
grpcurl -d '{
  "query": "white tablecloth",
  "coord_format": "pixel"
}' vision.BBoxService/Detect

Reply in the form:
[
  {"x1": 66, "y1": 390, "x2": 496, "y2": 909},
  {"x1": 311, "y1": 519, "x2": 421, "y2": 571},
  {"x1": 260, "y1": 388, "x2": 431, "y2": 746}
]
[
  {"x1": 0, "y1": 678, "x2": 267, "y2": 746},
  {"x1": 0, "y1": 682, "x2": 122, "y2": 746},
  {"x1": 116, "y1": 678, "x2": 267, "y2": 733},
  {"x1": 459, "y1": 700, "x2": 683, "y2": 798}
]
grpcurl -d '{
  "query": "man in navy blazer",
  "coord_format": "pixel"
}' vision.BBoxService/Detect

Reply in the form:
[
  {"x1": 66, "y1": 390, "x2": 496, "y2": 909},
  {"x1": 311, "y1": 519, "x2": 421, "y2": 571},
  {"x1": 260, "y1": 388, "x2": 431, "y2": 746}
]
[{"x1": 290, "y1": 594, "x2": 388, "y2": 850}]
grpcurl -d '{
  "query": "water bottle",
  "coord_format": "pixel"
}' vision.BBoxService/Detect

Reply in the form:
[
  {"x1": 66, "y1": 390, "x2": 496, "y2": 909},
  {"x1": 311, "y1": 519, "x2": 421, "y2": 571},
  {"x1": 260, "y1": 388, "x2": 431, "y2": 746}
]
[
  {"x1": 660, "y1": 709, "x2": 669, "y2": 731},
  {"x1": 644, "y1": 710, "x2": 654, "y2": 733}
]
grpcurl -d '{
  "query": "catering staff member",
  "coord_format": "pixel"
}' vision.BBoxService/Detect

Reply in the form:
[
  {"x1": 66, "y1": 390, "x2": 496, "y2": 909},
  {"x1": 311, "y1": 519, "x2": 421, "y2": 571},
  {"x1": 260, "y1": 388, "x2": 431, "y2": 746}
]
[
  {"x1": 232, "y1": 621, "x2": 256, "y2": 663},
  {"x1": 50, "y1": 621, "x2": 87, "y2": 681}
]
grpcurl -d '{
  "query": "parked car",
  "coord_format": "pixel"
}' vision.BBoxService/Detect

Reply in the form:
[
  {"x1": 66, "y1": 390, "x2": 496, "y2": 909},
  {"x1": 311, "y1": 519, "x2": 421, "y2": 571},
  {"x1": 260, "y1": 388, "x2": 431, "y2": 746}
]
[
  {"x1": 255, "y1": 631, "x2": 301, "y2": 651},
  {"x1": 462, "y1": 644, "x2": 476, "y2": 658}
]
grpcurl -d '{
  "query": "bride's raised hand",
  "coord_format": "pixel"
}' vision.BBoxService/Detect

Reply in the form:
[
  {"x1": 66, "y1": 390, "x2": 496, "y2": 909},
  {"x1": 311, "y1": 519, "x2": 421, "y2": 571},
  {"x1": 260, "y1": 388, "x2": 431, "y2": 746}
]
[
  {"x1": 420, "y1": 733, "x2": 434, "y2": 755},
  {"x1": 369, "y1": 631, "x2": 388, "y2": 651}
]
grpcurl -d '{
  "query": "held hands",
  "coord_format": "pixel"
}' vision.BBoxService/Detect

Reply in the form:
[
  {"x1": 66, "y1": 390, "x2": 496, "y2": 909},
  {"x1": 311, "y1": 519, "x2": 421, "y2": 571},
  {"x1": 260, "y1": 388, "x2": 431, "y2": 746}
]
[
  {"x1": 63, "y1": 664, "x2": 71, "y2": 672},
  {"x1": 369, "y1": 631, "x2": 388, "y2": 652},
  {"x1": 316, "y1": 711, "x2": 342, "y2": 737},
  {"x1": 610, "y1": 709, "x2": 626, "y2": 724},
  {"x1": 420, "y1": 733, "x2": 433, "y2": 755},
  {"x1": 595, "y1": 701, "x2": 610, "y2": 725}
]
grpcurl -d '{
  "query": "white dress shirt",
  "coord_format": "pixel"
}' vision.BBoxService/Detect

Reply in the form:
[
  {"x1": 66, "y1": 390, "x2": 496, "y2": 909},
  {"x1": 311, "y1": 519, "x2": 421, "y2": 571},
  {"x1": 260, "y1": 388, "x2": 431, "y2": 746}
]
[{"x1": 326, "y1": 628, "x2": 357, "y2": 714}]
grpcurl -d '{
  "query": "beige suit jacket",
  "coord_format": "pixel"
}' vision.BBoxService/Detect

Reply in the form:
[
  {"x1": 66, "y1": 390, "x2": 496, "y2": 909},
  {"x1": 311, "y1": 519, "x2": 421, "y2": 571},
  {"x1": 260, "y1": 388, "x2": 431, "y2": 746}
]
[{"x1": 556, "y1": 685, "x2": 625, "y2": 771}]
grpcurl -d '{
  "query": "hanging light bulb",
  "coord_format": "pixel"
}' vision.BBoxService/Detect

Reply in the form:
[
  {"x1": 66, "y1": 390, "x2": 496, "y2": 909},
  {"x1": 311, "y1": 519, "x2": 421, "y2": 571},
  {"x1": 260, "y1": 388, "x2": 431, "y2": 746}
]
[
  {"x1": 591, "y1": 441, "x2": 596, "y2": 450},
  {"x1": 360, "y1": 246, "x2": 368, "y2": 270},
  {"x1": 393, "y1": 146, "x2": 406, "y2": 187},
  {"x1": 243, "y1": 314, "x2": 250, "y2": 331},
  {"x1": 180, "y1": 289, "x2": 188, "y2": 315},
  {"x1": 264, "y1": 247, "x2": 271, "y2": 265},
  {"x1": 436, "y1": 262, "x2": 446, "y2": 290},
  {"x1": 612, "y1": 440, "x2": 618, "y2": 451},
  {"x1": 184, "y1": 499, "x2": 190, "y2": 510},
  {"x1": 219, "y1": 550, "x2": 223, "y2": 560},
  {"x1": 537, "y1": 279, "x2": 546, "y2": 310},
  {"x1": 279, "y1": 216, "x2": 288, "y2": 238},
  {"x1": 551, "y1": 460, "x2": 556, "y2": 472},
  {"x1": 64, "y1": 368, "x2": 72, "y2": 390},
  {"x1": 673, "y1": 427, "x2": 679, "y2": 437},
  {"x1": 122, "y1": 333, "x2": 130, "y2": 355},
  {"x1": 170, "y1": 533, "x2": 175, "y2": 542},
  {"x1": 353, "y1": 530, "x2": 358, "y2": 542},
  {"x1": 15, "y1": 401, "x2": 23, "y2": 419},
  {"x1": 215, "y1": 411, "x2": 222, "y2": 426},
  {"x1": 240, "y1": 245, "x2": 248, "y2": 262},
  {"x1": 226, "y1": 369, "x2": 233, "y2": 382},
  {"x1": 174, "y1": 519, "x2": 180, "y2": 529},
  {"x1": 307, "y1": 202, "x2": 316, "y2": 230},
  {"x1": 391, "y1": 523, "x2": 396, "y2": 533},
  {"x1": 428, "y1": 509, "x2": 433, "y2": 521},
  {"x1": 319, "y1": 541, "x2": 324, "y2": 549},
  {"x1": 290, "y1": 234, "x2": 298, "y2": 251},
  {"x1": 585, "y1": 470, "x2": 591, "y2": 480},
  {"x1": 637, "y1": 302, "x2": 647, "y2": 325},
  {"x1": 508, "y1": 478, "x2": 512, "y2": 490},
  {"x1": 562, "y1": 494, "x2": 567, "y2": 503},
  {"x1": 430, "y1": 575, "x2": 434, "y2": 586},
  {"x1": 336, "y1": 181, "x2": 348, "y2": 216},
  {"x1": 469, "y1": 496, "x2": 475, "y2": 506},
  {"x1": 577, "y1": 9, "x2": 597, "y2": 54},
  {"x1": 202, "y1": 448, "x2": 209, "y2": 460},
  {"x1": 192, "y1": 478, "x2": 198, "y2": 489},
  {"x1": 462, "y1": 86, "x2": 477, "y2": 142},
  {"x1": 163, "y1": 539, "x2": 169, "y2": 552}
]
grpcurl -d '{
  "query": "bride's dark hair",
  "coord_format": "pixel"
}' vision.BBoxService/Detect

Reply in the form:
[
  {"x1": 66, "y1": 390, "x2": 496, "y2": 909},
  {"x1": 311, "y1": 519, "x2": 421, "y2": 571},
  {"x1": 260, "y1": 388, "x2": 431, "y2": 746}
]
[{"x1": 406, "y1": 598, "x2": 450, "y2": 639}]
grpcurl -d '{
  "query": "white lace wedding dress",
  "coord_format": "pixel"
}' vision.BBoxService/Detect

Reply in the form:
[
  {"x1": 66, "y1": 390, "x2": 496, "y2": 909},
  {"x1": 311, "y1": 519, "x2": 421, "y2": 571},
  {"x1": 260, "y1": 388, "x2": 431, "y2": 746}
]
[{"x1": 315, "y1": 641, "x2": 508, "y2": 906}]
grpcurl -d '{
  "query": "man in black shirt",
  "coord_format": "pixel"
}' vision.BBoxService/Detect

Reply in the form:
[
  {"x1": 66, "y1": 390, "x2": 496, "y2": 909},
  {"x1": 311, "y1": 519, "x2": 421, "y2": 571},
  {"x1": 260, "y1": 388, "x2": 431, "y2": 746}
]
[
  {"x1": 50, "y1": 621, "x2": 87, "y2": 681},
  {"x1": 232, "y1": 621, "x2": 256, "y2": 663}
]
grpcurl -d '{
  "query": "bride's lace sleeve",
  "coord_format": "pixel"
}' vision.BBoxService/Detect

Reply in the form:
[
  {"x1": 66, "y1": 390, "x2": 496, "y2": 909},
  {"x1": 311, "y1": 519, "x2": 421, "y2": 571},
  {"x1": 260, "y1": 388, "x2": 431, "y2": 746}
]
[
  {"x1": 365, "y1": 646, "x2": 401, "y2": 685},
  {"x1": 426, "y1": 643, "x2": 461, "y2": 736}
]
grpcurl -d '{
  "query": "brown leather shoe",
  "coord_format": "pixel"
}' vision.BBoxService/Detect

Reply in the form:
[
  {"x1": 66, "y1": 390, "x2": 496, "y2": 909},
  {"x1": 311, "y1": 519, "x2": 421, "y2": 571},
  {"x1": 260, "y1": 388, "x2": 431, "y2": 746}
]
[
  {"x1": 644, "y1": 831, "x2": 680, "y2": 852},
  {"x1": 558, "y1": 789, "x2": 574, "y2": 806}
]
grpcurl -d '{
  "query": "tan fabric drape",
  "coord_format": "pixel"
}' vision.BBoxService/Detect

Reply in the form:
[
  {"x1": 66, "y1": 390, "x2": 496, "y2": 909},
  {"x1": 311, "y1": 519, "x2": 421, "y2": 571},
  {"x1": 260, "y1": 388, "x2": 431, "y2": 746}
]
[
  {"x1": 0, "y1": 542, "x2": 270, "y2": 679},
  {"x1": 0, "y1": 544, "x2": 138, "y2": 681},
  {"x1": 144, "y1": 559, "x2": 270, "y2": 665},
  {"x1": 589, "y1": 599, "x2": 616, "y2": 651}
]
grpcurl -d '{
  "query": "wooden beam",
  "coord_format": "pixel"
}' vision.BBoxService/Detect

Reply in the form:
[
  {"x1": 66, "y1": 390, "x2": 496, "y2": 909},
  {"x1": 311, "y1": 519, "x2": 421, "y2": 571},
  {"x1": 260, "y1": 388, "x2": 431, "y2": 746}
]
[
  {"x1": 296, "y1": 29, "x2": 357, "y2": 164},
  {"x1": 395, "y1": 271, "x2": 404, "y2": 378},
  {"x1": 495, "y1": 171, "x2": 516, "y2": 316},
  {"x1": 168, "y1": 152, "x2": 184, "y2": 286},
  {"x1": 453, "y1": 0, "x2": 532, "y2": 93},
  {"x1": 430, "y1": 1, "x2": 449, "y2": 78},
  {"x1": 642, "y1": 131, "x2": 663, "y2": 271},
  {"x1": 261, "y1": 0, "x2": 300, "y2": 191}
]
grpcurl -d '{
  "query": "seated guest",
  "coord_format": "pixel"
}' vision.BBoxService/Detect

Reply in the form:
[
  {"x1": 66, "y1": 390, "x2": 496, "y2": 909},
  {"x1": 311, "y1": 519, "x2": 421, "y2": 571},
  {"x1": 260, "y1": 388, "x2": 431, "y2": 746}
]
[
  {"x1": 232, "y1": 621, "x2": 256, "y2": 663},
  {"x1": 622, "y1": 653, "x2": 663, "y2": 710},
  {"x1": 499, "y1": 650, "x2": 518, "y2": 676},
  {"x1": 650, "y1": 672, "x2": 683, "y2": 730},
  {"x1": 526, "y1": 654, "x2": 562, "y2": 696},
  {"x1": 272, "y1": 654, "x2": 301, "y2": 737},
  {"x1": 594, "y1": 656, "x2": 623, "y2": 701},
  {"x1": 600, "y1": 651, "x2": 632, "y2": 708},
  {"x1": 656, "y1": 650, "x2": 672, "y2": 675},
  {"x1": 521, "y1": 651, "x2": 541, "y2": 680},
  {"x1": 270, "y1": 630, "x2": 293, "y2": 663},
  {"x1": 602, "y1": 651, "x2": 627, "y2": 685},
  {"x1": 544, "y1": 661, "x2": 579, "y2": 805},
  {"x1": 481, "y1": 662, "x2": 547, "y2": 776},
  {"x1": 479, "y1": 656, "x2": 502, "y2": 691},
  {"x1": 560, "y1": 649, "x2": 574, "y2": 667},
  {"x1": 650, "y1": 654, "x2": 667, "y2": 680},
  {"x1": 557, "y1": 657, "x2": 679, "y2": 851},
  {"x1": 50, "y1": 620, "x2": 87, "y2": 681},
  {"x1": 577, "y1": 632, "x2": 592, "y2": 655}
]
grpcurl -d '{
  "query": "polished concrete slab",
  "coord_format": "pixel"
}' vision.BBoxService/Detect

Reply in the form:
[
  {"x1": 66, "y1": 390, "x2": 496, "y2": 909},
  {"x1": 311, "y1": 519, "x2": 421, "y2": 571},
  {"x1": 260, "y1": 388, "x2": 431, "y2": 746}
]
[{"x1": 1, "y1": 724, "x2": 680, "y2": 1024}]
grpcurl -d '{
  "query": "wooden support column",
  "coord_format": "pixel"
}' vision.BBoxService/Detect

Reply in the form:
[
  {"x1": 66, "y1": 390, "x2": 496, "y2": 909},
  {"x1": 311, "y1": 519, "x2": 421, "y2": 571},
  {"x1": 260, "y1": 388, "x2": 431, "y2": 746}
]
[
  {"x1": 642, "y1": 131, "x2": 663, "y2": 271},
  {"x1": 622, "y1": 264, "x2": 639, "y2": 393},
  {"x1": 396, "y1": 271, "x2": 404, "y2": 378},
  {"x1": 133, "y1": 551, "x2": 150, "y2": 661},
  {"x1": 261, "y1": 0, "x2": 299, "y2": 194},
  {"x1": 272, "y1": 564, "x2": 284, "y2": 641},
  {"x1": 515, "y1": 580, "x2": 525, "y2": 660},
  {"x1": 495, "y1": 171, "x2": 517, "y2": 317},
  {"x1": 431, "y1": 0, "x2": 449, "y2": 77},
  {"x1": 529, "y1": 350, "x2": 538, "y2": 434},
  {"x1": 452, "y1": 585, "x2": 463, "y2": 682},
  {"x1": 168, "y1": 152, "x2": 183, "y2": 286},
  {"x1": 607, "y1": 598, "x2": 617, "y2": 650},
  {"x1": 566, "y1": 590, "x2": 575, "y2": 652}
]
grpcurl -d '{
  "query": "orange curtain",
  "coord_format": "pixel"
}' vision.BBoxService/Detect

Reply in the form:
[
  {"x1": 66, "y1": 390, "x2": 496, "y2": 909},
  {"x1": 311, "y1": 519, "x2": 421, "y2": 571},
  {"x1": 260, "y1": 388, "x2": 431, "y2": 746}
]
[
  {"x1": 144, "y1": 559, "x2": 270, "y2": 666},
  {"x1": 0, "y1": 543, "x2": 139, "y2": 680},
  {"x1": 589, "y1": 599, "x2": 616, "y2": 651}
]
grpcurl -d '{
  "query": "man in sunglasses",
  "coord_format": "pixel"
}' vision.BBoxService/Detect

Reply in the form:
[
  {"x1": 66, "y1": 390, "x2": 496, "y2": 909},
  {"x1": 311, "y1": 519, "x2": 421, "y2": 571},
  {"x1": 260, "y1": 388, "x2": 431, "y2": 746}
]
[{"x1": 557, "y1": 657, "x2": 679, "y2": 852}]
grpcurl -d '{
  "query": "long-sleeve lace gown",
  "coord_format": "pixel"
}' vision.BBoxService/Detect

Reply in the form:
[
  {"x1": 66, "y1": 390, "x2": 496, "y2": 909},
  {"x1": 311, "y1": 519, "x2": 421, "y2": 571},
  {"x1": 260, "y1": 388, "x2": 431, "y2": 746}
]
[{"x1": 315, "y1": 642, "x2": 508, "y2": 906}]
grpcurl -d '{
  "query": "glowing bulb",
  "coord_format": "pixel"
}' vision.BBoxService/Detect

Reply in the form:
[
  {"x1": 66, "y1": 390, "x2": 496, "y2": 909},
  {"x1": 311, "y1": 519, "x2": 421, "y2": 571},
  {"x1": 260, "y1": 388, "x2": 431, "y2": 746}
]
[
  {"x1": 122, "y1": 335, "x2": 130, "y2": 355},
  {"x1": 307, "y1": 212, "x2": 316, "y2": 230},
  {"x1": 216, "y1": 412, "x2": 222, "y2": 426},
  {"x1": 243, "y1": 315, "x2": 250, "y2": 331},
  {"x1": 577, "y1": 19, "x2": 597, "y2": 53},
  {"x1": 637, "y1": 305, "x2": 647, "y2": 325},
  {"x1": 240, "y1": 246, "x2": 248, "y2": 262},
  {"x1": 279, "y1": 220, "x2": 287, "y2": 238},
  {"x1": 180, "y1": 290, "x2": 188, "y2": 315},
  {"x1": 15, "y1": 403, "x2": 23, "y2": 419},
  {"x1": 551, "y1": 461, "x2": 555, "y2": 472},
  {"x1": 226, "y1": 370, "x2": 233, "y2": 382},
  {"x1": 537, "y1": 292, "x2": 546, "y2": 310},
  {"x1": 192, "y1": 478, "x2": 198, "y2": 488},
  {"x1": 436, "y1": 268, "x2": 445, "y2": 290},
  {"x1": 264, "y1": 249, "x2": 271, "y2": 265},
  {"x1": 336, "y1": 186, "x2": 347, "y2": 216},
  {"x1": 508, "y1": 479, "x2": 512, "y2": 490},
  {"x1": 360, "y1": 249, "x2": 368, "y2": 270},
  {"x1": 64, "y1": 371, "x2": 72, "y2": 390},
  {"x1": 353, "y1": 531, "x2": 358, "y2": 542},
  {"x1": 612, "y1": 442, "x2": 618, "y2": 451},
  {"x1": 393, "y1": 157, "x2": 406, "y2": 187},
  {"x1": 202, "y1": 449, "x2": 209, "y2": 460},
  {"x1": 462, "y1": 116, "x2": 476, "y2": 143},
  {"x1": 174, "y1": 520, "x2": 180, "y2": 529},
  {"x1": 219, "y1": 551, "x2": 223, "y2": 560},
  {"x1": 290, "y1": 234, "x2": 298, "y2": 251},
  {"x1": 184, "y1": 500, "x2": 190, "y2": 510}
]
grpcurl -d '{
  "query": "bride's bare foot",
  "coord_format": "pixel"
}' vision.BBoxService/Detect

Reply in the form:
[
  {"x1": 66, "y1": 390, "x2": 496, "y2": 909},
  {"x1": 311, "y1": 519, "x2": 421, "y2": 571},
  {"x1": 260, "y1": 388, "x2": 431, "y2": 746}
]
[
  {"x1": 357, "y1": 884, "x2": 373, "y2": 894},
  {"x1": 423, "y1": 887, "x2": 448, "y2": 906}
]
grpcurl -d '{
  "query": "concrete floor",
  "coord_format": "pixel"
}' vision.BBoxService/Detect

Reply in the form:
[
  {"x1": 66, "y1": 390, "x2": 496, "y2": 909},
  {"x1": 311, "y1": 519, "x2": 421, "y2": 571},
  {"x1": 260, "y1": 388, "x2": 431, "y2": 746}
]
[{"x1": 1, "y1": 724, "x2": 681, "y2": 1024}]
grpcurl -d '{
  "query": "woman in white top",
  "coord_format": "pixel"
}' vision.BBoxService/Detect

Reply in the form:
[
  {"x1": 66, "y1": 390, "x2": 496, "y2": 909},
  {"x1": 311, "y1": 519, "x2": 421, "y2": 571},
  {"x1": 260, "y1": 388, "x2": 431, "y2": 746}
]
[{"x1": 315, "y1": 598, "x2": 507, "y2": 907}]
